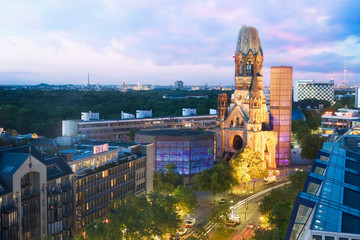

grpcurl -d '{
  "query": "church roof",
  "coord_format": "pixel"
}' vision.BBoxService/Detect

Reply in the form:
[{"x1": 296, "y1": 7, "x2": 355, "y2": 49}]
[{"x1": 235, "y1": 25, "x2": 262, "y2": 56}]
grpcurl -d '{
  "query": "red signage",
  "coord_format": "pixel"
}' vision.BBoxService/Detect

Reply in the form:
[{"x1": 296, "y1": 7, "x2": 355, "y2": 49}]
[{"x1": 93, "y1": 144, "x2": 109, "y2": 154}]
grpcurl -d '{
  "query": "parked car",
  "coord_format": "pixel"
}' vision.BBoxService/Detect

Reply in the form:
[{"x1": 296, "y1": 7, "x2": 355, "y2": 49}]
[
  {"x1": 225, "y1": 220, "x2": 237, "y2": 227},
  {"x1": 184, "y1": 218, "x2": 196, "y2": 228},
  {"x1": 219, "y1": 198, "x2": 227, "y2": 204},
  {"x1": 177, "y1": 227, "x2": 188, "y2": 236}
]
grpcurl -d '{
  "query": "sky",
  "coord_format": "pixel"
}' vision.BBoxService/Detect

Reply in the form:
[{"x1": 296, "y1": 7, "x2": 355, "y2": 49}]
[{"x1": 0, "y1": 0, "x2": 359, "y2": 87}]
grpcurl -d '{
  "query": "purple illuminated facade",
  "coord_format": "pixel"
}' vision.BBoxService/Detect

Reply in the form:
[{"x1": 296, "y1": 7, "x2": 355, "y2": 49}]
[
  {"x1": 135, "y1": 130, "x2": 214, "y2": 176},
  {"x1": 270, "y1": 66, "x2": 293, "y2": 166}
]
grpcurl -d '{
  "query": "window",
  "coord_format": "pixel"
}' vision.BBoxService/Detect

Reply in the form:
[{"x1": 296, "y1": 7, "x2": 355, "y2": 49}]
[{"x1": 312, "y1": 235, "x2": 322, "y2": 240}]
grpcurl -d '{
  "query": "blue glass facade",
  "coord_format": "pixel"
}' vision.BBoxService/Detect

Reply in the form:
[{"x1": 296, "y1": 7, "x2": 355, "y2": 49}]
[
  {"x1": 155, "y1": 139, "x2": 214, "y2": 175},
  {"x1": 136, "y1": 130, "x2": 214, "y2": 176},
  {"x1": 285, "y1": 125, "x2": 360, "y2": 240}
]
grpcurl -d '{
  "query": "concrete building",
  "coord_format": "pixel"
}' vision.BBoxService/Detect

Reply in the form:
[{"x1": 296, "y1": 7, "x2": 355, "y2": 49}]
[
  {"x1": 81, "y1": 112, "x2": 99, "y2": 121},
  {"x1": 216, "y1": 25, "x2": 277, "y2": 168},
  {"x1": 0, "y1": 146, "x2": 75, "y2": 240},
  {"x1": 135, "y1": 129, "x2": 213, "y2": 183},
  {"x1": 174, "y1": 80, "x2": 184, "y2": 90},
  {"x1": 321, "y1": 108, "x2": 360, "y2": 136},
  {"x1": 136, "y1": 110, "x2": 152, "y2": 119},
  {"x1": 59, "y1": 142, "x2": 153, "y2": 234},
  {"x1": 62, "y1": 114, "x2": 217, "y2": 142},
  {"x1": 121, "y1": 111, "x2": 135, "y2": 119},
  {"x1": 293, "y1": 79, "x2": 334, "y2": 103},
  {"x1": 270, "y1": 66, "x2": 293, "y2": 166},
  {"x1": 285, "y1": 124, "x2": 360, "y2": 239},
  {"x1": 182, "y1": 108, "x2": 196, "y2": 116}
]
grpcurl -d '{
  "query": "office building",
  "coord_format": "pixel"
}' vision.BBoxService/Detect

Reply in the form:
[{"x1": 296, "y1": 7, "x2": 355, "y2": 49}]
[
  {"x1": 174, "y1": 80, "x2": 184, "y2": 90},
  {"x1": 0, "y1": 146, "x2": 75, "y2": 240},
  {"x1": 135, "y1": 129, "x2": 213, "y2": 183},
  {"x1": 293, "y1": 79, "x2": 334, "y2": 103},
  {"x1": 216, "y1": 25, "x2": 277, "y2": 168},
  {"x1": 285, "y1": 124, "x2": 360, "y2": 239},
  {"x1": 62, "y1": 114, "x2": 217, "y2": 142},
  {"x1": 270, "y1": 66, "x2": 293, "y2": 166},
  {"x1": 356, "y1": 88, "x2": 360, "y2": 109},
  {"x1": 59, "y1": 142, "x2": 153, "y2": 234}
]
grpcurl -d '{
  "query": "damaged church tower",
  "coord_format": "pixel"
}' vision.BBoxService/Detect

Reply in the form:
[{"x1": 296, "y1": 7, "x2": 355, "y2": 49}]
[{"x1": 216, "y1": 25, "x2": 277, "y2": 168}]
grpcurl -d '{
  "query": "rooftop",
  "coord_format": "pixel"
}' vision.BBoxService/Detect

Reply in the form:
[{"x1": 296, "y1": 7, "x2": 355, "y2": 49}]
[{"x1": 136, "y1": 129, "x2": 214, "y2": 137}]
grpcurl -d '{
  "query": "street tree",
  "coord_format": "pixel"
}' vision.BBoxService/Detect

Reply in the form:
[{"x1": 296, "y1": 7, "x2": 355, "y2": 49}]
[
  {"x1": 194, "y1": 162, "x2": 235, "y2": 201},
  {"x1": 300, "y1": 133, "x2": 324, "y2": 160},
  {"x1": 268, "y1": 201, "x2": 292, "y2": 238},
  {"x1": 153, "y1": 163, "x2": 184, "y2": 194},
  {"x1": 173, "y1": 185, "x2": 198, "y2": 217},
  {"x1": 231, "y1": 147, "x2": 268, "y2": 188},
  {"x1": 251, "y1": 228, "x2": 281, "y2": 240}
]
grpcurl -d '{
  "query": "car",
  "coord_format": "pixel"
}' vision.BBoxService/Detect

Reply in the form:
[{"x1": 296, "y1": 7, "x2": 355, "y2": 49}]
[
  {"x1": 276, "y1": 178, "x2": 282, "y2": 182},
  {"x1": 225, "y1": 220, "x2": 237, "y2": 227},
  {"x1": 247, "y1": 221, "x2": 254, "y2": 229},
  {"x1": 184, "y1": 218, "x2": 196, "y2": 228},
  {"x1": 219, "y1": 198, "x2": 227, "y2": 204},
  {"x1": 177, "y1": 227, "x2": 188, "y2": 236}
]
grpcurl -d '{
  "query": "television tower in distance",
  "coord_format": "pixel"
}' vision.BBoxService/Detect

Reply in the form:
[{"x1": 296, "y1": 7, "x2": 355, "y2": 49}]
[
  {"x1": 122, "y1": 78, "x2": 125, "y2": 92},
  {"x1": 87, "y1": 73, "x2": 90, "y2": 88},
  {"x1": 343, "y1": 62, "x2": 347, "y2": 86}
]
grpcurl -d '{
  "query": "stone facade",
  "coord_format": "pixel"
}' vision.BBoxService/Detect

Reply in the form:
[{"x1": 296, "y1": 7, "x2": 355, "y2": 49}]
[{"x1": 215, "y1": 25, "x2": 277, "y2": 169}]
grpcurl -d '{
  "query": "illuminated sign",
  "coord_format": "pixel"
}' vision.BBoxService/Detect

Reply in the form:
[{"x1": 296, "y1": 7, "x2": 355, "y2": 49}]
[
  {"x1": 93, "y1": 143, "x2": 109, "y2": 154},
  {"x1": 343, "y1": 112, "x2": 353, "y2": 117},
  {"x1": 323, "y1": 111, "x2": 333, "y2": 116}
]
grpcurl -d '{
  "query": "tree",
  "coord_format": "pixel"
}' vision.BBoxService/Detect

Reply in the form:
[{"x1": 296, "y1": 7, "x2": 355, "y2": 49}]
[
  {"x1": 207, "y1": 203, "x2": 231, "y2": 235},
  {"x1": 231, "y1": 147, "x2": 268, "y2": 188},
  {"x1": 300, "y1": 133, "x2": 324, "y2": 160},
  {"x1": 288, "y1": 171, "x2": 308, "y2": 192},
  {"x1": 83, "y1": 192, "x2": 181, "y2": 240},
  {"x1": 268, "y1": 201, "x2": 292, "y2": 238},
  {"x1": 153, "y1": 163, "x2": 184, "y2": 194},
  {"x1": 193, "y1": 162, "x2": 235, "y2": 200},
  {"x1": 252, "y1": 228, "x2": 281, "y2": 240},
  {"x1": 173, "y1": 185, "x2": 198, "y2": 217}
]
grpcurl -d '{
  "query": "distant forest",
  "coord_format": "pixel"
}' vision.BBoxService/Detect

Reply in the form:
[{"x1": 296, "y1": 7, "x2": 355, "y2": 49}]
[{"x1": 0, "y1": 88, "x2": 230, "y2": 138}]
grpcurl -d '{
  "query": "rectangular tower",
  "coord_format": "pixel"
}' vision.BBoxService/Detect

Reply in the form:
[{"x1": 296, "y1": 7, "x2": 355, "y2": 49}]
[{"x1": 270, "y1": 66, "x2": 293, "y2": 166}]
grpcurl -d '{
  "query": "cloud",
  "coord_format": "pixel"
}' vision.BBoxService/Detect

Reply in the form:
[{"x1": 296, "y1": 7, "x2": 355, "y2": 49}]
[{"x1": 0, "y1": 0, "x2": 359, "y2": 85}]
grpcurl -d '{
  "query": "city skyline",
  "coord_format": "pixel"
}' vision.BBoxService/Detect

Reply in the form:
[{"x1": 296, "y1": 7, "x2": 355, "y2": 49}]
[{"x1": 0, "y1": 0, "x2": 359, "y2": 86}]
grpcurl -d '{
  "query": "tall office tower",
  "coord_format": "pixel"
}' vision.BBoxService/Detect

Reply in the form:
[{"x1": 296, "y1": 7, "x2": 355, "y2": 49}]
[
  {"x1": 174, "y1": 80, "x2": 184, "y2": 90},
  {"x1": 356, "y1": 87, "x2": 360, "y2": 109},
  {"x1": 123, "y1": 78, "x2": 125, "y2": 92},
  {"x1": 270, "y1": 66, "x2": 293, "y2": 166}
]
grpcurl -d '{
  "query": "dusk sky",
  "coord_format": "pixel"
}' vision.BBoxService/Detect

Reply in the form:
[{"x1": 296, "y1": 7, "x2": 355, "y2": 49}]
[{"x1": 0, "y1": 0, "x2": 359, "y2": 86}]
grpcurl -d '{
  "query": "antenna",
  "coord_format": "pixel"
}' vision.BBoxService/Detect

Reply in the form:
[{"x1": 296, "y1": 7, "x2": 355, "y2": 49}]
[
  {"x1": 343, "y1": 61, "x2": 347, "y2": 86},
  {"x1": 280, "y1": 53, "x2": 284, "y2": 63}
]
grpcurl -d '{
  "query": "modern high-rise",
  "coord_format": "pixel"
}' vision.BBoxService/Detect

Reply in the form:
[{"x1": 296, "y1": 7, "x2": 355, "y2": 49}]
[
  {"x1": 174, "y1": 80, "x2": 184, "y2": 90},
  {"x1": 285, "y1": 124, "x2": 360, "y2": 239},
  {"x1": 356, "y1": 87, "x2": 360, "y2": 109},
  {"x1": 270, "y1": 66, "x2": 293, "y2": 166},
  {"x1": 293, "y1": 79, "x2": 334, "y2": 103}
]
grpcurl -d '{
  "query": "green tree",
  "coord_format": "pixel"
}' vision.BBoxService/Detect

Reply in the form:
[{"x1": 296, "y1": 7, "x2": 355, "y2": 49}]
[
  {"x1": 289, "y1": 171, "x2": 308, "y2": 192},
  {"x1": 194, "y1": 162, "x2": 235, "y2": 200},
  {"x1": 207, "y1": 203, "x2": 231, "y2": 235},
  {"x1": 268, "y1": 201, "x2": 292, "y2": 238},
  {"x1": 153, "y1": 163, "x2": 184, "y2": 194},
  {"x1": 251, "y1": 228, "x2": 281, "y2": 240},
  {"x1": 173, "y1": 185, "x2": 198, "y2": 217},
  {"x1": 300, "y1": 134, "x2": 324, "y2": 160}
]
